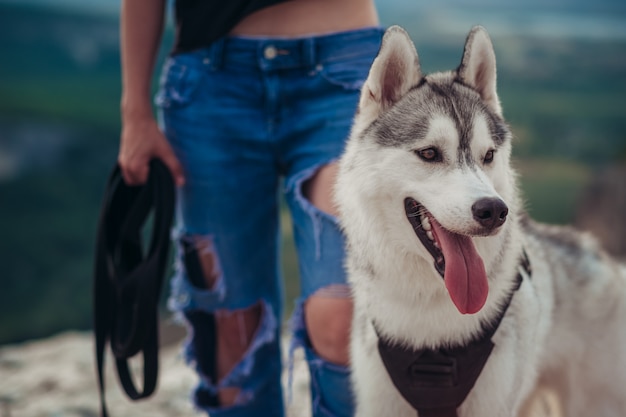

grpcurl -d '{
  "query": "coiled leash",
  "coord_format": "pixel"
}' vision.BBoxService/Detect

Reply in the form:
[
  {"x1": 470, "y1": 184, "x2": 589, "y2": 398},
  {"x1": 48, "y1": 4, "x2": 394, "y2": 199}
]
[
  {"x1": 376, "y1": 252, "x2": 531, "y2": 417},
  {"x1": 93, "y1": 160, "x2": 175, "y2": 417}
]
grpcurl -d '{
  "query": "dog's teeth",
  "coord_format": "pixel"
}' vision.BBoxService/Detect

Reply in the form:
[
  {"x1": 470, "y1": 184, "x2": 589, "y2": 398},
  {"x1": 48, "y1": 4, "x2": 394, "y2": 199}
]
[
  {"x1": 433, "y1": 241, "x2": 440, "y2": 249},
  {"x1": 421, "y1": 216, "x2": 431, "y2": 231},
  {"x1": 427, "y1": 231, "x2": 434, "y2": 241}
]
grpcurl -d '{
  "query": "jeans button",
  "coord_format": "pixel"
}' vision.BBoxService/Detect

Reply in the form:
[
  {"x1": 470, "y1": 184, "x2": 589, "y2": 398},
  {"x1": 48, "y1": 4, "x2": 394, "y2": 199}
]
[{"x1": 264, "y1": 45, "x2": 277, "y2": 60}]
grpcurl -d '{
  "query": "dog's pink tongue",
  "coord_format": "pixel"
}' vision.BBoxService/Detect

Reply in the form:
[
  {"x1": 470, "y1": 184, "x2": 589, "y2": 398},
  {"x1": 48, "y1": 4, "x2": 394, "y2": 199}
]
[{"x1": 430, "y1": 219, "x2": 488, "y2": 314}]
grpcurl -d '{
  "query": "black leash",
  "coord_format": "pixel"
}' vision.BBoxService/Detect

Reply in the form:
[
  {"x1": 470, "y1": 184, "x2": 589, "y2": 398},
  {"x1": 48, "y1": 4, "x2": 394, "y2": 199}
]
[
  {"x1": 93, "y1": 160, "x2": 175, "y2": 417},
  {"x1": 376, "y1": 252, "x2": 531, "y2": 417}
]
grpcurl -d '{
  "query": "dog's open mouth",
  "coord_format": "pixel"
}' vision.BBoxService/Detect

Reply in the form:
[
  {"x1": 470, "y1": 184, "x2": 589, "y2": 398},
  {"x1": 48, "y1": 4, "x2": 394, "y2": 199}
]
[{"x1": 405, "y1": 198, "x2": 489, "y2": 314}]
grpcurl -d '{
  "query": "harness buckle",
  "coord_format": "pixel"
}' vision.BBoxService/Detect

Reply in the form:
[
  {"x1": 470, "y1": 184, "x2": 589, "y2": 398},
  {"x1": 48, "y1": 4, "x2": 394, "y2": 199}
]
[{"x1": 408, "y1": 351, "x2": 457, "y2": 387}]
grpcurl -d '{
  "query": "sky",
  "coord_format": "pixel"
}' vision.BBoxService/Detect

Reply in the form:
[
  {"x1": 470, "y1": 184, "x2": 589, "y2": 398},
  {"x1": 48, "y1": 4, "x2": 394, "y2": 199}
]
[{"x1": 1, "y1": 0, "x2": 625, "y2": 40}]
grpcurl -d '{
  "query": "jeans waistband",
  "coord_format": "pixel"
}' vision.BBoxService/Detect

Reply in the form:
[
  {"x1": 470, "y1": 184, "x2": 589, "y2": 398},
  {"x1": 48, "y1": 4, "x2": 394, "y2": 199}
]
[{"x1": 196, "y1": 26, "x2": 384, "y2": 72}]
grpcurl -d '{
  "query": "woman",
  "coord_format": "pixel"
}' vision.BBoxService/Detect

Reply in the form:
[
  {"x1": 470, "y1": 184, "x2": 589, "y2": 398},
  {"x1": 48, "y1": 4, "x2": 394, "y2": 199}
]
[{"x1": 117, "y1": 1, "x2": 382, "y2": 416}]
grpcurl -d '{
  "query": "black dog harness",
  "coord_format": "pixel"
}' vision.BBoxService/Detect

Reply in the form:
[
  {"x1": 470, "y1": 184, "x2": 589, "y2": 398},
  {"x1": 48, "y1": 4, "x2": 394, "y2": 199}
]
[
  {"x1": 376, "y1": 252, "x2": 531, "y2": 417},
  {"x1": 93, "y1": 160, "x2": 175, "y2": 417}
]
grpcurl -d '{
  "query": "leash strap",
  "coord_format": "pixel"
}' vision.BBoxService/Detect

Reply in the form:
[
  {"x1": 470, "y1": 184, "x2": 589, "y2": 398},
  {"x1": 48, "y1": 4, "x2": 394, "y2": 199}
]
[
  {"x1": 93, "y1": 161, "x2": 175, "y2": 417},
  {"x1": 377, "y1": 253, "x2": 530, "y2": 416}
]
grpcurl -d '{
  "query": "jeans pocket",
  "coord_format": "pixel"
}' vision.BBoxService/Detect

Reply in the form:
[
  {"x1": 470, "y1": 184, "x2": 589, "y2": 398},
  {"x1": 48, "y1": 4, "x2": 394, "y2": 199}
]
[
  {"x1": 155, "y1": 56, "x2": 204, "y2": 108},
  {"x1": 319, "y1": 54, "x2": 375, "y2": 91}
]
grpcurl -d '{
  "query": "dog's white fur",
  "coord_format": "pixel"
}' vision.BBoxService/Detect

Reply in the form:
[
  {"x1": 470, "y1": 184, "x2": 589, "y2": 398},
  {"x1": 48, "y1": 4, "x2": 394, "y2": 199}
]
[{"x1": 335, "y1": 26, "x2": 626, "y2": 417}]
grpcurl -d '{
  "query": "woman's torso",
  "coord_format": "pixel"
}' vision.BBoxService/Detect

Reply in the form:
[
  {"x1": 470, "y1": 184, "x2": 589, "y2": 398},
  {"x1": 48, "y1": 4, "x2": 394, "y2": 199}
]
[{"x1": 230, "y1": 0, "x2": 379, "y2": 37}]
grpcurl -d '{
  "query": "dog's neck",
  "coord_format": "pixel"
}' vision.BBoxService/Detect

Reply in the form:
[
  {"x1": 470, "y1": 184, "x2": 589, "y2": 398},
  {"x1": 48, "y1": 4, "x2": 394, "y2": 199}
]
[{"x1": 373, "y1": 251, "x2": 530, "y2": 416}]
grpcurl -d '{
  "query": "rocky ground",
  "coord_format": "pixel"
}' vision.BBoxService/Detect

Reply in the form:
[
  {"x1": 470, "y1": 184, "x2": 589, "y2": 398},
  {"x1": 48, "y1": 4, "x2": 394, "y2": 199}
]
[
  {"x1": 0, "y1": 325, "x2": 564, "y2": 417},
  {"x1": 0, "y1": 322, "x2": 311, "y2": 417}
]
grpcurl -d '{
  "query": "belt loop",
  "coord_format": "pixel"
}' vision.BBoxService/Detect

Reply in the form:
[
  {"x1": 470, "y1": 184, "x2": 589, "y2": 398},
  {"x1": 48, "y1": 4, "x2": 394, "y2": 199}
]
[
  {"x1": 206, "y1": 37, "x2": 225, "y2": 70},
  {"x1": 302, "y1": 38, "x2": 316, "y2": 69}
]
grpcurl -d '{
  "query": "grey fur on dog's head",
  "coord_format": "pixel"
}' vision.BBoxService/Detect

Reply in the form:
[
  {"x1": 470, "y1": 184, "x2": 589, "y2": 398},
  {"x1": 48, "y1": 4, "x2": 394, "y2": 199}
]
[
  {"x1": 357, "y1": 25, "x2": 509, "y2": 161},
  {"x1": 339, "y1": 25, "x2": 518, "y2": 244}
]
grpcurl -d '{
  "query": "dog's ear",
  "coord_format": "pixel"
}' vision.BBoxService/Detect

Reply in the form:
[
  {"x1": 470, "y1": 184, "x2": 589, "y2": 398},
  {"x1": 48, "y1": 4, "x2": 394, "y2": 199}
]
[
  {"x1": 457, "y1": 26, "x2": 502, "y2": 116},
  {"x1": 358, "y1": 26, "x2": 421, "y2": 123}
]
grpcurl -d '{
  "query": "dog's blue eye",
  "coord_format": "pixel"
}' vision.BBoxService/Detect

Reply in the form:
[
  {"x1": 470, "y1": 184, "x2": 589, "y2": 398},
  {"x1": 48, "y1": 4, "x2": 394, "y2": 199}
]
[
  {"x1": 416, "y1": 147, "x2": 441, "y2": 162},
  {"x1": 484, "y1": 150, "x2": 495, "y2": 164}
]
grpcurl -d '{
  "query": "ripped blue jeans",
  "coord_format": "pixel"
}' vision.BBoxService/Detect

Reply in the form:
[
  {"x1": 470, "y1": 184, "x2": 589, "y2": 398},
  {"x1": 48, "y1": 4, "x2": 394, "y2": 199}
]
[{"x1": 156, "y1": 28, "x2": 384, "y2": 417}]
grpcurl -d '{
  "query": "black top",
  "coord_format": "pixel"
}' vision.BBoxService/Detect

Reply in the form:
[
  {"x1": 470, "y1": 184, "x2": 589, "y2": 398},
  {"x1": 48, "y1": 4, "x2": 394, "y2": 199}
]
[{"x1": 173, "y1": 0, "x2": 289, "y2": 54}]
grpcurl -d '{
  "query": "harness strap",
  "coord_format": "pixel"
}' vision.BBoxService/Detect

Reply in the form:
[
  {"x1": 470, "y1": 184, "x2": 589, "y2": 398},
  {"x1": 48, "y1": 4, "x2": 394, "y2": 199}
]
[{"x1": 376, "y1": 252, "x2": 530, "y2": 417}]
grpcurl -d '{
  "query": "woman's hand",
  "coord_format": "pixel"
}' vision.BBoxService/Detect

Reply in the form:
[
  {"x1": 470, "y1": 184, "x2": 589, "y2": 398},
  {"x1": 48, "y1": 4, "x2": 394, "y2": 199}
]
[{"x1": 118, "y1": 114, "x2": 185, "y2": 186}]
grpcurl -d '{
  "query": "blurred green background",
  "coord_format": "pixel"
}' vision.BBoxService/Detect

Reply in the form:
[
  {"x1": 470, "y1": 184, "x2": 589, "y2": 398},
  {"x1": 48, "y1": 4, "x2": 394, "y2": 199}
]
[{"x1": 1, "y1": 0, "x2": 625, "y2": 345}]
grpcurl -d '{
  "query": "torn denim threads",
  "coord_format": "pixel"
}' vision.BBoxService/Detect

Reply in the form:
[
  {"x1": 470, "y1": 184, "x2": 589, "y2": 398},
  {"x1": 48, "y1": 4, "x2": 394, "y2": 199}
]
[{"x1": 157, "y1": 27, "x2": 384, "y2": 417}]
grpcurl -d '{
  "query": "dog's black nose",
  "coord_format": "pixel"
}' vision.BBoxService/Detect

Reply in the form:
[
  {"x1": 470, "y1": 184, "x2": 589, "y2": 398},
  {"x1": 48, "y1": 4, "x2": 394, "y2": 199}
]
[{"x1": 472, "y1": 198, "x2": 508, "y2": 230}]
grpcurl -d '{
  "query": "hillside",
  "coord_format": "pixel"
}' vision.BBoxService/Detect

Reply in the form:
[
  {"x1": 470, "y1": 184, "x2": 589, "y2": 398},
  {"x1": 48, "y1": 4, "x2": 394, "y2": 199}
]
[
  {"x1": 0, "y1": 329, "x2": 312, "y2": 417},
  {"x1": 0, "y1": 328, "x2": 565, "y2": 417},
  {"x1": 0, "y1": 2, "x2": 625, "y2": 345}
]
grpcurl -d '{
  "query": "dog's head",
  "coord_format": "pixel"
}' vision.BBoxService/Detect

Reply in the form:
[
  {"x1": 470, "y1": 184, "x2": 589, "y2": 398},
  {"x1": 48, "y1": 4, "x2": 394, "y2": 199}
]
[{"x1": 337, "y1": 26, "x2": 520, "y2": 314}]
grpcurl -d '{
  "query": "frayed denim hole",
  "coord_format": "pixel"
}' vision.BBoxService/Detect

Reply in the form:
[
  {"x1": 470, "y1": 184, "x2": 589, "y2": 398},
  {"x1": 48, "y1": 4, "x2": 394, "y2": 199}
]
[
  {"x1": 288, "y1": 294, "x2": 353, "y2": 415},
  {"x1": 168, "y1": 234, "x2": 226, "y2": 313},
  {"x1": 183, "y1": 301, "x2": 273, "y2": 411},
  {"x1": 219, "y1": 300, "x2": 277, "y2": 389},
  {"x1": 287, "y1": 162, "x2": 342, "y2": 261},
  {"x1": 191, "y1": 301, "x2": 276, "y2": 411},
  {"x1": 181, "y1": 234, "x2": 224, "y2": 290}
]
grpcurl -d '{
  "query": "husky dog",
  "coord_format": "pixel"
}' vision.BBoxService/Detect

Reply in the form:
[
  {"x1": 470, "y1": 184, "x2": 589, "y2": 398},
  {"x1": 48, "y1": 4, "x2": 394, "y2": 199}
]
[{"x1": 335, "y1": 26, "x2": 626, "y2": 417}]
